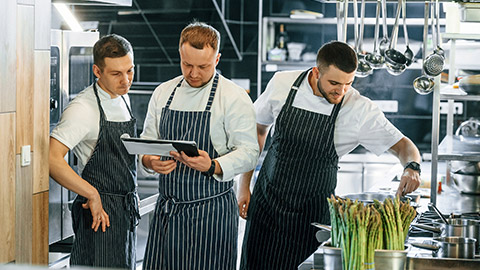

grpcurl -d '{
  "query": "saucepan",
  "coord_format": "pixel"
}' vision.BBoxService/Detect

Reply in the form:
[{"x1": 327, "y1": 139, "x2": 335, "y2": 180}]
[
  {"x1": 411, "y1": 218, "x2": 480, "y2": 249},
  {"x1": 411, "y1": 236, "x2": 477, "y2": 259}
]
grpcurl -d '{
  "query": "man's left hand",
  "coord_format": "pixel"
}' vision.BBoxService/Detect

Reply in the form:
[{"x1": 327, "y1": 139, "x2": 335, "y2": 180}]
[
  {"x1": 170, "y1": 150, "x2": 212, "y2": 173},
  {"x1": 396, "y1": 168, "x2": 421, "y2": 197}
]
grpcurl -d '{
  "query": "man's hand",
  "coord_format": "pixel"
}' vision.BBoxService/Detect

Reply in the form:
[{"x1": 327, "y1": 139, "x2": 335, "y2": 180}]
[
  {"x1": 237, "y1": 185, "x2": 251, "y2": 219},
  {"x1": 396, "y1": 168, "x2": 421, "y2": 197},
  {"x1": 170, "y1": 150, "x2": 212, "y2": 173},
  {"x1": 143, "y1": 155, "x2": 177, "y2": 175},
  {"x1": 81, "y1": 193, "x2": 110, "y2": 232}
]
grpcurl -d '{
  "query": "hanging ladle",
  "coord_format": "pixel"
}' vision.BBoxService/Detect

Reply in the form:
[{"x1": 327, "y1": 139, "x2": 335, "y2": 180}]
[
  {"x1": 354, "y1": 0, "x2": 373, "y2": 77},
  {"x1": 423, "y1": 0, "x2": 444, "y2": 77},
  {"x1": 378, "y1": 0, "x2": 390, "y2": 56},
  {"x1": 402, "y1": 0, "x2": 414, "y2": 66},
  {"x1": 365, "y1": 0, "x2": 385, "y2": 68},
  {"x1": 413, "y1": 1, "x2": 434, "y2": 95},
  {"x1": 385, "y1": 0, "x2": 407, "y2": 76},
  {"x1": 434, "y1": 0, "x2": 445, "y2": 58},
  {"x1": 428, "y1": 203, "x2": 450, "y2": 224}
]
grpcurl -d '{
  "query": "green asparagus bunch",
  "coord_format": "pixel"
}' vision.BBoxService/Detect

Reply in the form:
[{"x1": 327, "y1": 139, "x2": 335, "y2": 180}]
[{"x1": 326, "y1": 195, "x2": 417, "y2": 270}]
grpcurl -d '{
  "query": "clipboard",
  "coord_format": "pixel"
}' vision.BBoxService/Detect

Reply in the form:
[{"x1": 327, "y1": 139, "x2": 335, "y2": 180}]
[{"x1": 121, "y1": 137, "x2": 199, "y2": 157}]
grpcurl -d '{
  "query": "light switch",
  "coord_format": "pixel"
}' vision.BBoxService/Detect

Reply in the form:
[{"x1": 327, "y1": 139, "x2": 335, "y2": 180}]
[{"x1": 21, "y1": 145, "x2": 31, "y2": 167}]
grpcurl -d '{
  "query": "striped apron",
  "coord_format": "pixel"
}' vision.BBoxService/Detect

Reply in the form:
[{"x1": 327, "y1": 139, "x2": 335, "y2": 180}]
[
  {"x1": 70, "y1": 83, "x2": 140, "y2": 269},
  {"x1": 143, "y1": 74, "x2": 238, "y2": 270},
  {"x1": 240, "y1": 70, "x2": 343, "y2": 270}
]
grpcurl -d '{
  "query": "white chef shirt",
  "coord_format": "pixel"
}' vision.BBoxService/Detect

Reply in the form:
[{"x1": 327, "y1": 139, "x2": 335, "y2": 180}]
[
  {"x1": 255, "y1": 70, "x2": 404, "y2": 157},
  {"x1": 51, "y1": 83, "x2": 132, "y2": 174},
  {"x1": 140, "y1": 73, "x2": 259, "y2": 182}
]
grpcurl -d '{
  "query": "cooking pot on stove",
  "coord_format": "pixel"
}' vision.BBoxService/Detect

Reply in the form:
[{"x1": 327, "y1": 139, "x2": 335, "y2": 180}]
[
  {"x1": 411, "y1": 236, "x2": 477, "y2": 259},
  {"x1": 411, "y1": 218, "x2": 480, "y2": 249}
]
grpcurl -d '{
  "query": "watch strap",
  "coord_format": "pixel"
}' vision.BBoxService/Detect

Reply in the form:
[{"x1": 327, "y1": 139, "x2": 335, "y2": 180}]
[
  {"x1": 202, "y1": 160, "x2": 216, "y2": 177},
  {"x1": 404, "y1": 161, "x2": 421, "y2": 174}
]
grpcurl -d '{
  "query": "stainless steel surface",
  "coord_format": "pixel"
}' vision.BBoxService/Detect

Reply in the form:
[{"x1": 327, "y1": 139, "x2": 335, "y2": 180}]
[
  {"x1": 319, "y1": 245, "x2": 342, "y2": 270},
  {"x1": 402, "y1": 0, "x2": 413, "y2": 66},
  {"x1": 375, "y1": 248, "x2": 408, "y2": 270},
  {"x1": 364, "y1": 0, "x2": 385, "y2": 68},
  {"x1": 429, "y1": 202, "x2": 449, "y2": 224},
  {"x1": 413, "y1": 1, "x2": 434, "y2": 95},
  {"x1": 451, "y1": 173, "x2": 480, "y2": 194},
  {"x1": 412, "y1": 237, "x2": 476, "y2": 259},
  {"x1": 49, "y1": 30, "x2": 100, "y2": 245},
  {"x1": 384, "y1": 0, "x2": 407, "y2": 76},
  {"x1": 438, "y1": 135, "x2": 480, "y2": 162},
  {"x1": 451, "y1": 161, "x2": 480, "y2": 174}
]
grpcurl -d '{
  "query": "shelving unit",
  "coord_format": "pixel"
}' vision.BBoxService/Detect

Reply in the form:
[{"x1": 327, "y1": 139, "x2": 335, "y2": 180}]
[{"x1": 430, "y1": 32, "x2": 480, "y2": 204}]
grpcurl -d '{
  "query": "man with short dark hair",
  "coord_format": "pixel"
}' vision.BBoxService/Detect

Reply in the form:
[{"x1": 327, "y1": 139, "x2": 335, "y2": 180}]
[
  {"x1": 238, "y1": 41, "x2": 421, "y2": 269},
  {"x1": 141, "y1": 22, "x2": 258, "y2": 270},
  {"x1": 49, "y1": 34, "x2": 139, "y2": 269}
]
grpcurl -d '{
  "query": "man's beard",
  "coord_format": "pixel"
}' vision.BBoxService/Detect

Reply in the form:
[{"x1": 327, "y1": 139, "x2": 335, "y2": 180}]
[{"x1": 316, "y1": 79, "x2": 337, "y2": 104}]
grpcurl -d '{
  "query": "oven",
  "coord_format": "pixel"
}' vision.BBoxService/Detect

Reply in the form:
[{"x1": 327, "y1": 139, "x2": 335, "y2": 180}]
[{"x1": 48, "y1": 29, "x2": 99, "y2": 246}]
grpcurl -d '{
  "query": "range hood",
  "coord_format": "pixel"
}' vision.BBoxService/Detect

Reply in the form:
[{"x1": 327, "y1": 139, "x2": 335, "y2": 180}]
[{"x1": 52, "y1": 0, "x2": 132, "y2": 6}]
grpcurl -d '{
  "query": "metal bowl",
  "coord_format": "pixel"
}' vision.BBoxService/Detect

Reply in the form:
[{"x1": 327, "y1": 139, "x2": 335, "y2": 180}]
[
  {"x1": 451, "y1": 172, "x2": 480, "y2": 194},
  {"x1": 450, "y1": 160, "x2": 480, "y2": 174},
  {"x1": 459, "y1": 74, "x2": 480, "y2": 94}
]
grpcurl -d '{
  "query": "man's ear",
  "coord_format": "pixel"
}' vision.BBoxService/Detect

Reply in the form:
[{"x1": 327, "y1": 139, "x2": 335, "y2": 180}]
[
  {"x1": 92, "y1": 64, "x2": 102, "y2": 79},
  {"x1": 215, "y1": 53, "x2": 221, "y2": 66}
]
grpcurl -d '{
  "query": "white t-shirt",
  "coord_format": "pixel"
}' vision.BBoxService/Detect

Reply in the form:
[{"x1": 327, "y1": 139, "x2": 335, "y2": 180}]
[
  {"x1": 141, "y1": 73, "x2": 259, "y2": 182},
  {"x1": 254, "y1": 70, "x2": 404, "y2": 157},
  {"x1": 51, "y1": 83, "x2": 132, "y2": 174}
]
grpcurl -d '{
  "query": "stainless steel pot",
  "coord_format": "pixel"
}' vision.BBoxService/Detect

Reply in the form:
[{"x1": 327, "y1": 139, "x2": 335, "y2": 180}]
[
  {"x1": 411, "y1": 237, "x2": 477, "y2": 259},
  {"x1": 319, "y1": 243, "x2": 408, "y2": 270},
  {"x1": 451, "y1": 160, "x2": 480, "y2": 174},
  {"x1": 412, "y1": 218, "x2": 480, "y2": 249},
  {"x1": 451, "y1": 172, "x2": 480, "y2": 194}
]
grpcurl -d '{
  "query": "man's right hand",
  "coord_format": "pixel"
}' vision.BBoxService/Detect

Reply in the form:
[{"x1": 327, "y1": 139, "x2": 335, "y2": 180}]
[
  {"x1": 143, "y1": 155, "x2": 177, "y2": 175},
  {"x1": 81, "y1": 193, "x2": 110, "y2": 232},
  {"x1": 237, "y1": 185, "x2": 251, "y2": 219}
]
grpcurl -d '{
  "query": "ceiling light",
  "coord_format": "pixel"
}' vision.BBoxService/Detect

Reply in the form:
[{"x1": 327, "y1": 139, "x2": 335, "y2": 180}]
[{"x1": 53, "y1": 3, "x2": 83, "y2": 32}]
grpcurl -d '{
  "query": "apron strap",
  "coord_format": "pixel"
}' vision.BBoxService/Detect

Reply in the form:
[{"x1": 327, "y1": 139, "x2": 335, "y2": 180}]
[
  {"x1": 92, "y1": 83, "x2": 107, "y2": 121},
  {"x1": 285, "y1": 68, "x2": 312, "y2": 108},
  {"x1": 205, "y1": 73, "x2": 219, "y2": 111},
  {"x1": 165, "y1": 79, "x2": 184, "y2": 109}
]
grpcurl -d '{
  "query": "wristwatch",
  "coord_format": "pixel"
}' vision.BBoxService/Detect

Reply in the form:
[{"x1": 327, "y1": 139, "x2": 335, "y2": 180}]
[
  {"x1": 202, "y1": 160, "x2": 216, "y2": 177},
  {"x1": 404, "y1": 161, "x2": 421, "y2": 174}
]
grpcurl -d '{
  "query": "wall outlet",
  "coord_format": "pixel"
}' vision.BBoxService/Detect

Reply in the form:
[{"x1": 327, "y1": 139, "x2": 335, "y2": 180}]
[
  {"x1": 21, "y1": 145, "x2": 31, "y2": 167},
  {"x1": 439, "y1": 102, "x2": 463, "y2": 115}
]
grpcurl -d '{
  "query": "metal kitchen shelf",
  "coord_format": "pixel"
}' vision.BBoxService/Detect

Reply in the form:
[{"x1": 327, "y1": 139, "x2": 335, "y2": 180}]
[
  {"x1": 440, "y1": 84, "x2": 480, "y2": 101},
  {"x1": 438, "y1": 135, "x2": 480, "y2": 161},
  {"x1": 264, "y1": 16, "x2": 447, "y2": 26}
]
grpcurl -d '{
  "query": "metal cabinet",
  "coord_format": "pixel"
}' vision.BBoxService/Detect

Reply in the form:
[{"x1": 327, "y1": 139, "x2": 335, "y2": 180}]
[{"x1": 429, "y1": 32, "x2": 480, "y2": 205}]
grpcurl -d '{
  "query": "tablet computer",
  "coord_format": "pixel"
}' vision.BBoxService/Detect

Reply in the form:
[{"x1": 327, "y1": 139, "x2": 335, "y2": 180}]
[{"x1": 121, "y1": 137, "x2": 199, "y2": 157}]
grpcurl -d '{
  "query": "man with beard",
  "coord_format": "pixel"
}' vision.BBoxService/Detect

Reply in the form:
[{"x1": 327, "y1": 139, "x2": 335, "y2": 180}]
[
  {"x1": 238, "y1": 41, "x2": 421, "y2": 269},
  {"x1": 141, "y1": 22, "x2": 258, "y2": 270}
]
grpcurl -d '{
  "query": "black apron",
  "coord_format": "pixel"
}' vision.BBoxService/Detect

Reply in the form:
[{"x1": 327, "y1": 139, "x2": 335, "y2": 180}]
[
  {"x1": 70, "y1": 83, "x2": 139, "y2": 269},
  {"x1": 240, "y1": 70, "x2": 343, "y2": 270},
  {"x1": 143, "y1": 74, "x2": 238, "y2": 270}
]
